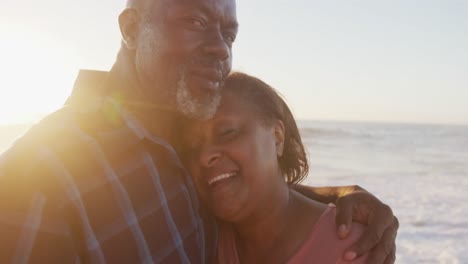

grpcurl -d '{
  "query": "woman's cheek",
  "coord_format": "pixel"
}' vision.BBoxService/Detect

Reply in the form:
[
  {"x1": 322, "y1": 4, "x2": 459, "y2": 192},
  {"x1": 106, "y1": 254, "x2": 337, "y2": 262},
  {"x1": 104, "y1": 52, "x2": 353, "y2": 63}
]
[{"x1": 190, "y1": 168, "x2": 207, "y2": 196}]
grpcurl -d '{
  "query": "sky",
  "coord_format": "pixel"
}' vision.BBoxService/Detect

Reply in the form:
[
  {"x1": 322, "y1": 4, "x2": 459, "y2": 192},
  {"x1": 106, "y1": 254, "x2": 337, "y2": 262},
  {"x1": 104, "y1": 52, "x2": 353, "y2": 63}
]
[{"x1": 0, "y1": 0, "x2": 467, "y2": 125}]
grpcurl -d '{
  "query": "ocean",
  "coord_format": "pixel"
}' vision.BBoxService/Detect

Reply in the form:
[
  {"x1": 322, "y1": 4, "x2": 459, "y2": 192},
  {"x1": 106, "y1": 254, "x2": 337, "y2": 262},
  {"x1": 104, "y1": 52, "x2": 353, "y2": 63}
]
[
  {"x1": 1, "y1": 121, "x2": 467, "y2": 264},
  {"x1": 300, "y1": 121, "x2": 468, "y2": 264}
]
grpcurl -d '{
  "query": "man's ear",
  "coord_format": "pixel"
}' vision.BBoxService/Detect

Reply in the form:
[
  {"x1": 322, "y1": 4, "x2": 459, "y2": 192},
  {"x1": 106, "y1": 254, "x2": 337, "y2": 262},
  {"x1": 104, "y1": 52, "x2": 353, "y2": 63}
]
[
  {"x1": 119, "y1": 8, "x2": 140, "y2": 50},
  {"x1": 273, "y1": 120, "x2": 285, "y2": 158}
]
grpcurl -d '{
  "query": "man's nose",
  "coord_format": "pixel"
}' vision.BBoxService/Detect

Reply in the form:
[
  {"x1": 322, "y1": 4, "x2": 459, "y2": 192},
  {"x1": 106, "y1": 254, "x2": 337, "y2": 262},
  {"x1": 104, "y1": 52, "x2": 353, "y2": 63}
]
[
  {"x1": 200, "y1": 146, "x2": 221, "y2": 168},
  {"x1": 203, "y1": 30, "x2": 230, "y2": 61}
]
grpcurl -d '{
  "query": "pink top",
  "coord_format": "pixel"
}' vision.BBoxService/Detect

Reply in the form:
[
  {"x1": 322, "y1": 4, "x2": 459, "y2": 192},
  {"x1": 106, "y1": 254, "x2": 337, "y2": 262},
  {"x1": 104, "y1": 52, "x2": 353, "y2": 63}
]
[{"x1": 217, "y1": 204, "x2": 368, "y2": 264}]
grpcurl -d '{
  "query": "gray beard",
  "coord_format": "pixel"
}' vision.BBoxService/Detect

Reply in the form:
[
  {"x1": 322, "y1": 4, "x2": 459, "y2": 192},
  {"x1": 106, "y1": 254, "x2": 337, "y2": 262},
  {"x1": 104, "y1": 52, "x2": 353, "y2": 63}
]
[
  {"x1": 175, "y1": 72, "x2": 221, "y2": 120},
  {"x1": 137, "y1": 24, "x2": 221, "y2": 120}
]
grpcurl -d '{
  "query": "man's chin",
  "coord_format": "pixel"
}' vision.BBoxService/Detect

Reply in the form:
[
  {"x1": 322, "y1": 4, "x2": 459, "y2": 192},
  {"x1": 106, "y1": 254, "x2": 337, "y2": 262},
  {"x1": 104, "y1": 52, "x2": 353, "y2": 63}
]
[
  {"x1": 176, "y1": 95, "x2": 221, "y2": 120},
  {"x1": 175, "y1": 74, "x2": 222, "y2": 120},
  {"x1": 187, "y1": 72, "x2": 223, "y2": 93}
]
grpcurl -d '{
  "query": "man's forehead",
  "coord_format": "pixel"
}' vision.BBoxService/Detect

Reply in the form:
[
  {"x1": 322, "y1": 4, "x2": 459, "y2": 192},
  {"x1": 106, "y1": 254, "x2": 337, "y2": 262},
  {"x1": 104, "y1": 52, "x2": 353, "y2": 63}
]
[
  {"x1": 128, "y1": 0, "x2": 237, "y2": 29},
  {"x1": 126, "y1": 0, "x2": 146, "y2": 8},
  {"x1": 127, "y1": 0, "x2": 236, "y2": 11}
]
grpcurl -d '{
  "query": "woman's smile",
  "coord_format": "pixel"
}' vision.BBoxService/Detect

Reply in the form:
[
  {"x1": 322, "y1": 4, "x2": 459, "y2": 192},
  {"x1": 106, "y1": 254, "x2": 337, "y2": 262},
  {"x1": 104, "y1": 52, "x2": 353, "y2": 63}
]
[{"x1": 208, "y1": 172, "x2": 238, "y2": 186}]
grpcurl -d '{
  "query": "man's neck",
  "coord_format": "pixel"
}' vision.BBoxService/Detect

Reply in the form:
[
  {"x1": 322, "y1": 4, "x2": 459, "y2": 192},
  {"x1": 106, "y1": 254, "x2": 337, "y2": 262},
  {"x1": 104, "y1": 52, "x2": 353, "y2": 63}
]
[
  {"x1": 131, "y1": 106, "x2": 181, "y2": 144},
  {"x1": 107, "y1": 48, "x2": 143, "y2": 101},
  {"x1": 107, "y1": 48, "x2": 180, "y2": 143}
]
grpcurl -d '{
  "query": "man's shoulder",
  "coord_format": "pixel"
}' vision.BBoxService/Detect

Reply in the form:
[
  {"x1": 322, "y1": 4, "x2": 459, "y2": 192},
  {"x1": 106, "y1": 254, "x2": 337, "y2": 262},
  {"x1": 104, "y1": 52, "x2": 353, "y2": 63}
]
[
  {"x1": 0, "y1": 102, "x2": 134, "y2": 190},
  {"x1": 1, "y1": 102, "x2": 110, "y2": 167},
  {"x1": 0, "y1": 107, "x2": 77, "y2": 192},
  {"x1": 19, "y1": 105, "x2": 90, "y2": 141}
]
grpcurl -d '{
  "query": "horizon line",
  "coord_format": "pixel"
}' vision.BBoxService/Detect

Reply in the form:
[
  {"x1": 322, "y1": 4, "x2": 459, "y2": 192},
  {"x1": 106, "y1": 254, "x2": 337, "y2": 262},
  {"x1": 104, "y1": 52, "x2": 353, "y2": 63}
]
[{"x1": 1, "y1": 116, "x2": 466, "y2": 128}]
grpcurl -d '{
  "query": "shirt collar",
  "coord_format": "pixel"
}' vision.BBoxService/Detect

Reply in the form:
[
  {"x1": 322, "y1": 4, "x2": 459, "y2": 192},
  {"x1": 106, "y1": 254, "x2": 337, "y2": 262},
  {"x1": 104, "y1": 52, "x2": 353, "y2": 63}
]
[
  {"x1": 66, "y1": 70, "x2": 108, "y2": 105},
  {"x1": 67, "y1": 70, "x2": 183, "y2": 167}
]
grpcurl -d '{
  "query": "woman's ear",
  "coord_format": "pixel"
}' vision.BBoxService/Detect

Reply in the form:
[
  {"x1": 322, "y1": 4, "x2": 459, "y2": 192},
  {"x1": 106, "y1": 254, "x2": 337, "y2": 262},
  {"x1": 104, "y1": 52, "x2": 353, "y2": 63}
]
[
  {"x1": 273, "y1": 120, "x2": 285, "y2": 158},
  {"x1": 119, "y1": 8, "x2": 140, "y2": 50}
]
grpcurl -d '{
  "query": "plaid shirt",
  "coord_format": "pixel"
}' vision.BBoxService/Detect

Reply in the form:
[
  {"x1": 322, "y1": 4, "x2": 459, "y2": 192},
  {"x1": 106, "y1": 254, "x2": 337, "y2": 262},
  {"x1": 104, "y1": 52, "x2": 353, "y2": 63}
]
[{"x1": 0, "y1": 70, "x2": 214, "y2": 263}]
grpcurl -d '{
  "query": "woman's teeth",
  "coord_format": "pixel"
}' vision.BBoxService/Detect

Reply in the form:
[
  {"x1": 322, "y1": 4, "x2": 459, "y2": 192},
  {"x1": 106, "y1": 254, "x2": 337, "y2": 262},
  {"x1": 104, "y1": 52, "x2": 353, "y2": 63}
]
[{"x1": 208, "y1": 172, "x2": 237, "y2": 185}]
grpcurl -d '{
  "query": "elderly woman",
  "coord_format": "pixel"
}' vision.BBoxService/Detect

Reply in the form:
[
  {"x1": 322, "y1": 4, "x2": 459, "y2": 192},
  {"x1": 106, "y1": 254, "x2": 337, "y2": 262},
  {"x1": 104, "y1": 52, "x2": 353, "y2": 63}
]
[{"x1": 181, "y1": 72, "x2": 370, "y2": 263}]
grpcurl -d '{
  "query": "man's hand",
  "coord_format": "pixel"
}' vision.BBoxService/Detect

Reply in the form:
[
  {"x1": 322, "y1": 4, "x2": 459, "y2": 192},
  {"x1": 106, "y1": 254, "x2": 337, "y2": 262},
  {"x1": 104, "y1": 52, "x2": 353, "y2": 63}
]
[
  {"x1": 335, "y1": 186, "x2": 399, "y2": 264},
  {"x1": 292, "y1": 184, "x2": 398, "y2": 263}
]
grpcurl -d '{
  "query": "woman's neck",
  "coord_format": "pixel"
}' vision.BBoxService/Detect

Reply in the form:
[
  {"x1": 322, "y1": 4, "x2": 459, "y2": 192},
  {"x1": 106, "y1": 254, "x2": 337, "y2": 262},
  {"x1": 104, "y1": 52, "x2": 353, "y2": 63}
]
[
  {"x1": 231, "y1": 185, "x2": 328, "y2": 263},
  {"x1": 234, "y1": 183, "x2": 291, "y2": 244}
]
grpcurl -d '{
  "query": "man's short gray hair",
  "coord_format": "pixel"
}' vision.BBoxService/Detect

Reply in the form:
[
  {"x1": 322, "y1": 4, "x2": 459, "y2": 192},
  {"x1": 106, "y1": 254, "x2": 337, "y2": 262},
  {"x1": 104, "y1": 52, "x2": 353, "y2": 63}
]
[
  {"x1": 125, "y1": 0, "x2": 158, "y2": 18},
  {"x1": 126, "y1": 0, "x2": 152, "y2": 11},
  {"x1": 126, "y1": 0, "x2": 144, "y2": 7}
]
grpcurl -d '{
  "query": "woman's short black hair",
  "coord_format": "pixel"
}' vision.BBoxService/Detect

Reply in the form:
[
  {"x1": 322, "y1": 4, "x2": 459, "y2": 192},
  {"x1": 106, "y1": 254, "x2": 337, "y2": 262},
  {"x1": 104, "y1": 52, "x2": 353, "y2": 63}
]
[{"x1": 223, "y1": 72, "x2": 309, "y2": 184}]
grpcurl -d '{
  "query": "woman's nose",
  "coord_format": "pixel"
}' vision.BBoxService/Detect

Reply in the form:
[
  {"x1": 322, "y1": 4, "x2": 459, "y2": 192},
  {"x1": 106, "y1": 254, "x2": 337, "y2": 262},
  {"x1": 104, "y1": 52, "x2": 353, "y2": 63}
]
[{"x1": 199, "y1": 146, "x2": 221, "y2": 168}]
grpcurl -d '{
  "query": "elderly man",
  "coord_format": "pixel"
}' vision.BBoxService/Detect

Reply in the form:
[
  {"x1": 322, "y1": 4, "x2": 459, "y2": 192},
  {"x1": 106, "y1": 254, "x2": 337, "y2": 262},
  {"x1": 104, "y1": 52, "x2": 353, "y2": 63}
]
[{"x1": 0, "y1": 0, "x2": 398, "y2": 263}]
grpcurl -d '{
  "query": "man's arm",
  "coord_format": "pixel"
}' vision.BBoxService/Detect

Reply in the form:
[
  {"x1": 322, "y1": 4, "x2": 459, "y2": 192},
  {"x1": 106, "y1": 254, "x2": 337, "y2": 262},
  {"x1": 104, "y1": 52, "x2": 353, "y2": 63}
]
[
  {"x1": 293, "y1": 184, "x2": 398, "y2": 264},
  {"x1": 0, "y1": 138, "x2": 79, "y2": 263},
  {"x1": 293, "y1": 184, "x2": 362, "y2": 204}
]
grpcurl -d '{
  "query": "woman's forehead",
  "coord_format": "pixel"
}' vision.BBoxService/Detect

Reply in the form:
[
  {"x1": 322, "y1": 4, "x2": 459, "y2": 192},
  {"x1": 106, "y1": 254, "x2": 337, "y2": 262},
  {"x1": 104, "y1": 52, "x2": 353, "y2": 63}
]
[
  {"x1": 217, "y1": 90, "x2": 254, "y2": 114},
  {"x1": 185, "y1": 91, "x2": 257, "y2": 132}
]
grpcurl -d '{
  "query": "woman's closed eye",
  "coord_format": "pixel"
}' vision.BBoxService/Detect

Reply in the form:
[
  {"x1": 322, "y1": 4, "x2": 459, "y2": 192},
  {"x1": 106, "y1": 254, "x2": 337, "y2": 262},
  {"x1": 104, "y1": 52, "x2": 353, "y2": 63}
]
[{"x1": 217, "y1": 128, "x2": 239, "y2": 142}]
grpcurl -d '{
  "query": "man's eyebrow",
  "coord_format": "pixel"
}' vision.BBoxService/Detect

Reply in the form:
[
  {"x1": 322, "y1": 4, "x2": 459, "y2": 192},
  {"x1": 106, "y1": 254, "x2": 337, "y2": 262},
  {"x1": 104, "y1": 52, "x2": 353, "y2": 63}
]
[
  {"x1": 225, "y1": 20, "x2": 239, "y2": 30},
  {"x1": 191, "y1": 3, "x2": 238, "y2": 29}
]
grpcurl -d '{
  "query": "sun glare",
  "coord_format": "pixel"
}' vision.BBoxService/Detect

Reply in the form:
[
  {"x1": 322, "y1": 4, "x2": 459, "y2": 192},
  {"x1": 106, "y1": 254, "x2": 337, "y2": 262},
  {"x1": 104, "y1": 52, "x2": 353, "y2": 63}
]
[{"x1": 0, "y1": 28, "x2": 78, "y2": 125}]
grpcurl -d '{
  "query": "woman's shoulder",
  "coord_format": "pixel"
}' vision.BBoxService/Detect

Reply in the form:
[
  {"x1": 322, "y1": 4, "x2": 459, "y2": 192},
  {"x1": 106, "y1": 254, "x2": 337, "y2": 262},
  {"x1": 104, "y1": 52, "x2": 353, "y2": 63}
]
[{"x1": 288, "y1": 204, "x2": 368, "y2": 264}]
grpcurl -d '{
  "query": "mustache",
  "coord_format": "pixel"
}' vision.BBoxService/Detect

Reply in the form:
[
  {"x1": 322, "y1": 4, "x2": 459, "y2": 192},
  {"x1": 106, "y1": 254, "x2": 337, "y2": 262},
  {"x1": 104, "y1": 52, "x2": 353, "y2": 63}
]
[{"x1": 189, "y1": 58, "x2": 230, "y2": 78}]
